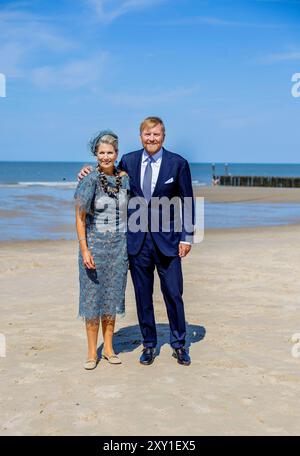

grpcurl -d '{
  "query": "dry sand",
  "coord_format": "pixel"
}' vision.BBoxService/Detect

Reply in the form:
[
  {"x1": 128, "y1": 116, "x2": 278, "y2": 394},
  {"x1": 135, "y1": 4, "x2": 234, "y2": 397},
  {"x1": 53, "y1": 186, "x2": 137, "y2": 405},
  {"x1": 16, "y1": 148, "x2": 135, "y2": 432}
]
[
  {"x1": 194, "y1": 185, "x2": 300, "y2": 203},
  {"x1": 1, "y1": 225, "x2": 300, "y2": 436}
]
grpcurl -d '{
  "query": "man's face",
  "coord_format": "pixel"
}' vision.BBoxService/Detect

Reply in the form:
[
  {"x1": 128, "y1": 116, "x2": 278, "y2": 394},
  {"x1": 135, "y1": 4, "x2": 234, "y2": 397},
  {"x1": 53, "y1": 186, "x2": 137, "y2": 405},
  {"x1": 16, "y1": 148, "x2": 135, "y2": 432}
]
[{"x1": 140, "y1": 123, "x2": 165, "y2": 155}]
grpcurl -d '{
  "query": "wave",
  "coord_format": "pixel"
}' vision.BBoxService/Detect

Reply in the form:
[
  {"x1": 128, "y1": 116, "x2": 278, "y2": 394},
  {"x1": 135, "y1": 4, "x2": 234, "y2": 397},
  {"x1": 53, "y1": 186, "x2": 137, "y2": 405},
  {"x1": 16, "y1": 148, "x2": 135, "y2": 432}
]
[
  {"x1": 0, "y1": 180, "x2": 208, "y2": 189},
  {"x1": 192, "y1": 180, "x2": 207, "y2": 186},
  {"x1": 0, "y1": 181, "x2": 78, "y2": 188}
]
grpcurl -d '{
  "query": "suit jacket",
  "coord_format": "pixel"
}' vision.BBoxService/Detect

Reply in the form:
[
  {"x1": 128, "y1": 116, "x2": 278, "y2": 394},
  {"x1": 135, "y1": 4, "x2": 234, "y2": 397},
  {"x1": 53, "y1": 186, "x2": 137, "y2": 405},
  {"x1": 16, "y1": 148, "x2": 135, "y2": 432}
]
[{"x1": 119, "y1": 147, "x2": 195, "y2": 257}]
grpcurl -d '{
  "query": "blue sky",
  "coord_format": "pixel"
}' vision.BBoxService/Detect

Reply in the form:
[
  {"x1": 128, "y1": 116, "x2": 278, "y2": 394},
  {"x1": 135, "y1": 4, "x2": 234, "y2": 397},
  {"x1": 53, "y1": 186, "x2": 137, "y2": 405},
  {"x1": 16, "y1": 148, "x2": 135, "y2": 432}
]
[{"x1": 0, "y1": 0, "x2": 300, "y2": 163}]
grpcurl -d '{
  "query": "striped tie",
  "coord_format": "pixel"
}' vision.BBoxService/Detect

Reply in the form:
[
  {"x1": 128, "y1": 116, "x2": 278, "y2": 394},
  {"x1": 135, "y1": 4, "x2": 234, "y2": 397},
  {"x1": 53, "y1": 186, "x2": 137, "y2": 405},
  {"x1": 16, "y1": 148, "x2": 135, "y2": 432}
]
[{"x1": 142, "y1": 156, "x2": 154, "y2": 203}]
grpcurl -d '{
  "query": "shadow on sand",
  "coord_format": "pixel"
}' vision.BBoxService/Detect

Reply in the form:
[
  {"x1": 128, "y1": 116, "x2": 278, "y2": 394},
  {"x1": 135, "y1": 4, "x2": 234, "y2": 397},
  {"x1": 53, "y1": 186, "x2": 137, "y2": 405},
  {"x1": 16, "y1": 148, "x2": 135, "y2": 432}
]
[{"x1": 97, "y1": 322, "x2": 206, "y2": 358}]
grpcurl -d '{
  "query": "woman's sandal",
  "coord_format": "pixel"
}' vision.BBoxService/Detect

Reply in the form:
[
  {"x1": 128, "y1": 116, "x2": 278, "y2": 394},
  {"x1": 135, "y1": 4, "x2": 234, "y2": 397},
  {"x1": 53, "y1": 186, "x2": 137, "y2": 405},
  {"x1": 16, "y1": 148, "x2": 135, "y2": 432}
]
[
  {"x1": 101, "y1": 353, "x2": 122, "y2": 364},
  {"x1": 83, "y1": 358, "x2": 99, "y2": 370}
]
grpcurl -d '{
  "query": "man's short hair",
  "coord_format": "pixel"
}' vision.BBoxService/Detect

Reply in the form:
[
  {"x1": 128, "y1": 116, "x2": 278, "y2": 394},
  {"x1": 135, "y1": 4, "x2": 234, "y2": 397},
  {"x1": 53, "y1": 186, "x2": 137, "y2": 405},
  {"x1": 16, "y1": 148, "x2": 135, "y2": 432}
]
[{"x1": 140, "y1": 116, "x2": 165, "y2": 135}]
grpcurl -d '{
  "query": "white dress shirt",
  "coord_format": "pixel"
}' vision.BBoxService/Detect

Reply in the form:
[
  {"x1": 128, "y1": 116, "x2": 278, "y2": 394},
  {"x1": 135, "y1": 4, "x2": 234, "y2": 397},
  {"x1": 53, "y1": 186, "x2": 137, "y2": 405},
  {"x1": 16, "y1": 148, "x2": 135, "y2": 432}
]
[{"x1": 140, "y1": 148, "x2": 190, "y2": 245}]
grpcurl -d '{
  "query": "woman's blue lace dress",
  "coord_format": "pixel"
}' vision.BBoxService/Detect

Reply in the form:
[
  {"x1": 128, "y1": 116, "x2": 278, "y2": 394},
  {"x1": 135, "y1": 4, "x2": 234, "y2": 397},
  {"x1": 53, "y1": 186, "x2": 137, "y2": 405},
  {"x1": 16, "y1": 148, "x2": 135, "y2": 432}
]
[{"x1": 74, "y1": 170, "x2": 129, "y2": 322}]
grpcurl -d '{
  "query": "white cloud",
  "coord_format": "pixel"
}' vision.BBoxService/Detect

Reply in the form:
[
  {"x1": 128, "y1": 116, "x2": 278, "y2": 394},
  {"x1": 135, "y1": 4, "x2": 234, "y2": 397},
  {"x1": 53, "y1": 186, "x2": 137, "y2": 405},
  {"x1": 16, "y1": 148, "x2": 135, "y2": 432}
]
[
  {"x1": 104, "y1": 86, "x2": 200, "y2": 106},
  {"x1": 220, "y1": 116, "x2": 264, "y2": 129},
  {"x1": 86, "y1": 0, "x2": 167, "y2": 23},
  {"x1": 0, "y1": 5, "x2": 76, "y2": 77},
  {"x1": 257, "y1": 51, "x2": 300, "y2": 64},
  {"x1": 153, "y1": 15, "x2": 284, "y2": 28},
  {"x1": 30, "y1": 52, "x2": 109, "y2": 90},
  {"x1": 255, "y1": 0, "x2": 300, "y2": 3},
  {"x1": 0, "y1": 41, "x2": 27, "y2": 77},
  {"x1": 0, "y1": 9, "x2": 74, "y2": 51}
]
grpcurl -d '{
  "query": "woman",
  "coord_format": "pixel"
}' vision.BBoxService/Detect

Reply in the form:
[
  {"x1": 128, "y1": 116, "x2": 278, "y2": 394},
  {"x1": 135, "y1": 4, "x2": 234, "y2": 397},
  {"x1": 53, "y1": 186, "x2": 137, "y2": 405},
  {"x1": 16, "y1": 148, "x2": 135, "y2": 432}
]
[{"x1": 74, "y1": 130, "x2": 129, "y2": 370}]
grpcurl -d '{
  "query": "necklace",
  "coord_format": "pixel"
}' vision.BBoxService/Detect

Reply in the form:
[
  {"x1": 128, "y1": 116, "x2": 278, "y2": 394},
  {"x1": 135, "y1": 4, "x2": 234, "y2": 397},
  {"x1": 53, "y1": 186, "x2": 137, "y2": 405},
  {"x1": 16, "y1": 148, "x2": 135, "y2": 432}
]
[{"x1": 97, "y1": 166, "x2": 122, "y2": 198}]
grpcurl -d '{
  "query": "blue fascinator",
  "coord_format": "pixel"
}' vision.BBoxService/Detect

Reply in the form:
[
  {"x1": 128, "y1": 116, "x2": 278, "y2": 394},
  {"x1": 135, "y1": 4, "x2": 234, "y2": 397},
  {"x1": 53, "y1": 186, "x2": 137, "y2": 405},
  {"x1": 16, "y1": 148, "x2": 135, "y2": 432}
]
[{"x1": 89, "y1": 129, "x2": 119, "y2": 156}]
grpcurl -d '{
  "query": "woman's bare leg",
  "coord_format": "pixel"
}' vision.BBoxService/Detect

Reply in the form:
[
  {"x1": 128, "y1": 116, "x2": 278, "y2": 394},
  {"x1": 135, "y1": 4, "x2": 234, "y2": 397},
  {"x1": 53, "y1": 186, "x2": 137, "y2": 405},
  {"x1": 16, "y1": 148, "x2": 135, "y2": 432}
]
[
  {"x1": 85, "y1": 319, "x2": 100, "y2": 360},
  {"x1": 101, "y1": 316, "x2": 116, "y2": 357}
]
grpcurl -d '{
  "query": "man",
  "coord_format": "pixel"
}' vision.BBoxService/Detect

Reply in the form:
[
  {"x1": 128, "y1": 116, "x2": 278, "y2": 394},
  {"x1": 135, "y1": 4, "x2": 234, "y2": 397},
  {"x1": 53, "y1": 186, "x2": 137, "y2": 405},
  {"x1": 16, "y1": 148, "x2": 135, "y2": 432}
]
[{"x1": 79, "y1": 117, "x2": 194, "y2": 366}]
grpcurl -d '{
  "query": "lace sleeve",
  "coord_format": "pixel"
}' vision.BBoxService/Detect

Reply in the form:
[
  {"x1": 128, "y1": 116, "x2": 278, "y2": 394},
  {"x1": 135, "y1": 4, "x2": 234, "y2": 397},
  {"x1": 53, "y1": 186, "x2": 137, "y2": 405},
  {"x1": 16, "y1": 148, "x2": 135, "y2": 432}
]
[
  {"x1": 74, "y1": 170, "x2": 98, "y2": 214},
  {"x1": 122, "y1": 174, "x2": 130, "y2": 192}
]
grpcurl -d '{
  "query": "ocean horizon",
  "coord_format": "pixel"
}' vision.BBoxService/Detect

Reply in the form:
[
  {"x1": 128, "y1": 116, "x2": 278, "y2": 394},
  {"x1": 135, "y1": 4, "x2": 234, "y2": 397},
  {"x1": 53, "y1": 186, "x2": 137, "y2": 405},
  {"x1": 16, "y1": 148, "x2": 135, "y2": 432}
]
[
  {"x1": 2, "y1": 161, "x2": 300, "y2": 187},
  {"x1": 1, "y1": 161, "x2": 300, "y2": 241}
]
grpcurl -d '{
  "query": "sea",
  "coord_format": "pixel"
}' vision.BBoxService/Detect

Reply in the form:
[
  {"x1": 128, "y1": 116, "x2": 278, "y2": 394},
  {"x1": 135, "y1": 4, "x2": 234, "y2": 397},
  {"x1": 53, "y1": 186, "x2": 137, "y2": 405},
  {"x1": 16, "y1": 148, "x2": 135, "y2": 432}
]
[{"x1": 1, "y1": 161, "x2": 300, "y2": 241}]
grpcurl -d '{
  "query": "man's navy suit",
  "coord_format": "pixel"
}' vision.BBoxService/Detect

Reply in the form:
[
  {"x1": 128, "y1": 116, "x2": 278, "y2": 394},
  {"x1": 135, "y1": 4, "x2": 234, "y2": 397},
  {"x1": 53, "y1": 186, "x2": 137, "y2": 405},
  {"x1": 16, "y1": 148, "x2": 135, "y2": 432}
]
[{"x1": 119, "y1": 148, "x2": 194, "y2": 349}]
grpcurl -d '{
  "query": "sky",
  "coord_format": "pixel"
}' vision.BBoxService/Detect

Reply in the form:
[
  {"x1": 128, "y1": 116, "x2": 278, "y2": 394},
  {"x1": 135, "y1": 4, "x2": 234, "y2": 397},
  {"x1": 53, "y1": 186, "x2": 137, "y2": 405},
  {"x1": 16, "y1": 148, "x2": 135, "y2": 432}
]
[{"x1": 0, "y1": 0, "x2": 300, "y2": 163}]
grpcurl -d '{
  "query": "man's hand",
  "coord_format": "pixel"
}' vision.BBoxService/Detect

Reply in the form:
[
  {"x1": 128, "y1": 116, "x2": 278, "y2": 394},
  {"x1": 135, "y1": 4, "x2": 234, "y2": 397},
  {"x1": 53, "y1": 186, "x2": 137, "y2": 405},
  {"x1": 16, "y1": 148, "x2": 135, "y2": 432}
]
[
  {"x1": 179, "y1": 243, "x2": 191, "y2": 258},
  {"x1": 77, "y1": 165, "x2": 93, "y2": 181}
]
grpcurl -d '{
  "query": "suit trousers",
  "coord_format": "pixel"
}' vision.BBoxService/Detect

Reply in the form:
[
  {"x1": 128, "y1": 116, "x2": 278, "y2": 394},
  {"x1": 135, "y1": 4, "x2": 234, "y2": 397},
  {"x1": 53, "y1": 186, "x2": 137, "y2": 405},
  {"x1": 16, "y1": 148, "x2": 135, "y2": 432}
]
[{"x1": 129, "y1": 232, "x2": 186, "y2": 349}]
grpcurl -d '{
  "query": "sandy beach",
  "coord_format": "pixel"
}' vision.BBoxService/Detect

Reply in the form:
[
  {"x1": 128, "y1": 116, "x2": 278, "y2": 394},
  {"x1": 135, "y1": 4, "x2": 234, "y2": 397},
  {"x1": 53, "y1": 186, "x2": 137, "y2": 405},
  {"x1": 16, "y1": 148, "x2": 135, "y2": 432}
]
[
  {"x1": 1, "y1": 219, "x2": 300, "y2": 436},
  {"x1": 194, "y1": 185, "x2": 300, "y2": 203},
  {"x1": 2, "y1": 0, "x2": 300, "y2": 437}
]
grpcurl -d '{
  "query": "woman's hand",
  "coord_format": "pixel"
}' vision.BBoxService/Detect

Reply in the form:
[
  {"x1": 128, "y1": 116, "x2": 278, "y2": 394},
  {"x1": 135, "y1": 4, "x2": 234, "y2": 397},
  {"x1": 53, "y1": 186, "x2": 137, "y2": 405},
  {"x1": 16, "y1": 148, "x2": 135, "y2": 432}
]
[{"x1": 82, "y1": 249, "x2": 96, "y2": 269}]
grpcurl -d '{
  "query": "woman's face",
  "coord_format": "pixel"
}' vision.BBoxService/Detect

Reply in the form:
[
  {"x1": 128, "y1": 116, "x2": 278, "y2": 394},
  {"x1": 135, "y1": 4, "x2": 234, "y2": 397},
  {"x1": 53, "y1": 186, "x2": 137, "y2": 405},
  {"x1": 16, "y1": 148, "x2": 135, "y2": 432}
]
[{"x1": 96, "y1": 143, "x2": 118, "y2": 173}]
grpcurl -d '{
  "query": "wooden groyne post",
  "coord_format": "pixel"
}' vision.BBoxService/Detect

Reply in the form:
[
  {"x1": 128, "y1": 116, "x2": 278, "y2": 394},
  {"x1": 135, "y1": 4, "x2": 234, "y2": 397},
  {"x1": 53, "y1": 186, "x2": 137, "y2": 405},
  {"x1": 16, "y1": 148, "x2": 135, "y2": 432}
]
[{"x1": 219, "y1": 175, "x2": 300, "y2": 188}]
